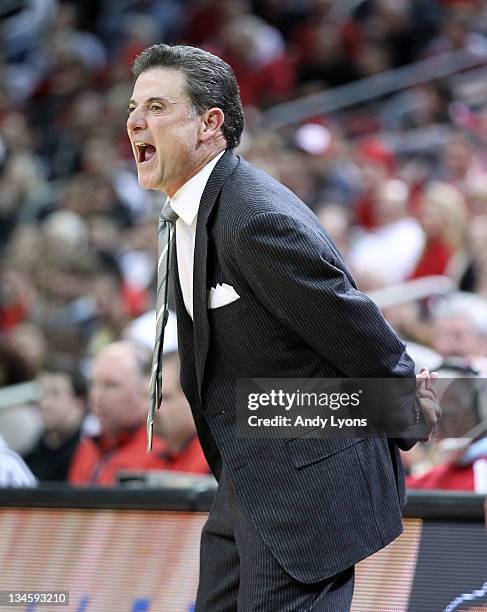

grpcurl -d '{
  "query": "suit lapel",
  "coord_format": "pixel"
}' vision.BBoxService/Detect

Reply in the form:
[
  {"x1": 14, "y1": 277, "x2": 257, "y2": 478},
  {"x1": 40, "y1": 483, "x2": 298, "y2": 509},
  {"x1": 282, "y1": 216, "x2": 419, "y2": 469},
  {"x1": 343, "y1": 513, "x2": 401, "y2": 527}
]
[{"x1": 193, "y1": 149, "x2": 239, "y2": 400}]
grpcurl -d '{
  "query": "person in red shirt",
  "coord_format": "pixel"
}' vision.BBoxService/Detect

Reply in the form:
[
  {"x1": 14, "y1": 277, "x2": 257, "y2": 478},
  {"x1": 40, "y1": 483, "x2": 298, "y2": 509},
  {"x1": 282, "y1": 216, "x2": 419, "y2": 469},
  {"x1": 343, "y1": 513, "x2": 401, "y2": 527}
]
[
  {"x1": 410, "y1": 181, "x2": 467, "y2": 279},
  {"x1": 69, "y1": 340, "x2": 166, "y2": 485},
  {"x1": 407, "y1": 459, "x2": 474, "y2": 490},
  {"x1": 69, "y1": 340, "x2": 208, "y2": 485},
  {"x1": 153, "y1": 350, "x2": 210, "y2": 474},
  {"x1": 353, "y1": 138, "x2": 396, "y2": 229},
  {"x1": 407, "y1": 437, "x2": 487, "y2": 491}
]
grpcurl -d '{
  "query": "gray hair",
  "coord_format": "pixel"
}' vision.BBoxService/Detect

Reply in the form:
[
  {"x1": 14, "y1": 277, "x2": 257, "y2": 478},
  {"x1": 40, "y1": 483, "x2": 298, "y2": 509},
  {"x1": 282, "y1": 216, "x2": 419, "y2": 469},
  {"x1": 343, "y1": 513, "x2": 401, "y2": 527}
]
[
  {"x1": 433, "y1": 292, "x2": 487, "y2": 336},
  {"x1": 132, "y1": 44, "x2": 244, "y2": 149}
]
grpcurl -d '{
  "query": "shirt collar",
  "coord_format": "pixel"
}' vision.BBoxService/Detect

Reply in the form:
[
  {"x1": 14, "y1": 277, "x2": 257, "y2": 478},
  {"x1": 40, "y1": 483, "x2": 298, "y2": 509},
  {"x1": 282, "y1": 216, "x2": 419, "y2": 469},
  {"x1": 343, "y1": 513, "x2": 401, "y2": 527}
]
[{"x1": 170, "y1": 150, "x2": 225, "y2": 226}]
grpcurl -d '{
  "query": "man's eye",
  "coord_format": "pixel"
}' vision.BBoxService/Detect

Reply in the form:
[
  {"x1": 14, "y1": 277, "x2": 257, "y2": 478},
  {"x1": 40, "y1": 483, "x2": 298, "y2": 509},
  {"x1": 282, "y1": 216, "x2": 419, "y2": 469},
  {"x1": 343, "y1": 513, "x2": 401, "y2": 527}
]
[
  {"x1": 127, "y1": 106, "x2": 135, "y2": 114},
  {"x1": 150, "y1": 104, "x2": 163, "y2": 111}
]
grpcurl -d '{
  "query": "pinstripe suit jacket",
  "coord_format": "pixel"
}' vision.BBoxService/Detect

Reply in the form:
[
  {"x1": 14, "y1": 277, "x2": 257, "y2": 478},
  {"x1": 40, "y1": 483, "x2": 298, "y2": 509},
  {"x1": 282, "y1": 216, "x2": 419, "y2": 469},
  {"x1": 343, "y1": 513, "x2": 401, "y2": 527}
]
[{"x1": 173, "y1": 149, "x2": 418, "y2": 583}]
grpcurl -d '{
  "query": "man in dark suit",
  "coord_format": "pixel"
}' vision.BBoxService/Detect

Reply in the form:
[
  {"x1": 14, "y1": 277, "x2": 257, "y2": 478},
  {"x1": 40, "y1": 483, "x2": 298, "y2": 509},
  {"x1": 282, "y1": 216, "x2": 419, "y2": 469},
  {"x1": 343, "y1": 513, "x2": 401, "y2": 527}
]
[{"x1": 127, "y1": 44, "x2": 439, "y2": 611}]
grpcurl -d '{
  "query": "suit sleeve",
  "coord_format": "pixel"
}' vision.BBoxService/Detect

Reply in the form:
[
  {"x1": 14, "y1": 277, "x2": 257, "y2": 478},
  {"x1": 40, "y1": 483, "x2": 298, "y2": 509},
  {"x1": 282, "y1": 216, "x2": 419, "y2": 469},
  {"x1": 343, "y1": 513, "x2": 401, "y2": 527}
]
[{"x1": 233, "y1": 211, "x2": 422, "y2": 445}]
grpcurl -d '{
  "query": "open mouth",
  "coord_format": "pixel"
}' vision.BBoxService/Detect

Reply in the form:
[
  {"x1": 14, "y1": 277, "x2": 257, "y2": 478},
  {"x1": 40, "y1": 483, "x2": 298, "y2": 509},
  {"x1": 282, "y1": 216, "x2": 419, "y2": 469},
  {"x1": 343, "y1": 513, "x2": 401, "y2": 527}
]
[{"x1": 135, "y1": 143, "x2": 156, "y2": 164}]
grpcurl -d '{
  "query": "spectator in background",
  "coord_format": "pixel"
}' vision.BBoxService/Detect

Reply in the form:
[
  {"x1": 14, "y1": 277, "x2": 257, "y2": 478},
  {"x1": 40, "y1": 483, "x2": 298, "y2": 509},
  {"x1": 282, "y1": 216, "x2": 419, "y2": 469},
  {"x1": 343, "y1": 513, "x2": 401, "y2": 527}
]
[
  {"x1": 425, "y1": 5, "x2": 487, "y2": 57},
  {"x1": 68, "y1": 340, "x2": 167, "y2": 485},
  {"x1": 410, "y1": 181, "x2": 467, "y2": 280},
  {"x1": 8, "y1": 322, "x2": 47, "y2": 375},
  {"x1": 0, "y1": 119, "x2": 47, "y2": 245},
  {"x1": 407, "y1": 364, "x2": 487, "y2": 491},
  {"x1": 293, "y1": 123, "x2": 360, "y2": 207},
  {"x1": 0, "y1": 337, "x2": 33, "y2": 387},
  {"x1": 353, "y1": 137, "x2": 396, "y2": 228},
  {"x1": 0, "y1": 337, "x2": 43, "y2": 456},
  {"x1": 0, "y1": 434, "x2": 37, "y2": 488},
  {"x1": 295, "y1": 23, "x2": 359, "y2": 91},
  {"x1": 24, "y1": 355, "x2": 88, "y2": 482},
  {"x1": 154, "y1": 351, "x2": 209, "y2": 474},
  {"x1": 406, "y1": 435, "x2": 487, "y2": 491},
  {"x1": 429, "y1": 292, "x2": 487, "y2": 365},
  {"x1": 349, "y1": 178, "x2": 424, "y2": 285},
  {"x1": 123, "y1": 314, "x2": 207, "y2": 473},
  {"x1": 1, "y1": 225, "x2": 43, "y2": 302},
  {"x1": 211, "y1": 14, "x2": 295, "y2": 108},
  {"x1": 441, "y1": 132, "x2": 486, "y2": 193},
  {"x1": 38, "y1": 173, "x2": 92, "y2": 220},
  {"x1": 315, "y1": 202, "x2": 352, "y2": 261},
  {"x1": 0, "y1": 265, "x2": 39, "y2": 335},
  {"x1": 85, "y1": 252, "x2": 134, "y2": 356},
  {"x1": 47, "y1": 2, "x2": 106, "y2": 73},
  {"x1": 68, "y1": 339, "x2": 208, "y2": 484},
  {"x1": 460, "y1": 213, "x2": 487, "y2": 294},
  {"x1": 466, "y1": 176, "x2": 487, "y2": 217}
]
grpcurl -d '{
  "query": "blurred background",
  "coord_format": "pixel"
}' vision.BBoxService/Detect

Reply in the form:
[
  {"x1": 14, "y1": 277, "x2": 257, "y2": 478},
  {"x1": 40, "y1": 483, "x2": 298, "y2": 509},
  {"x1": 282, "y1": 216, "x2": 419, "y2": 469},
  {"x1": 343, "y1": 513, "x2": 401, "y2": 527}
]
[{"x1": 0, "y1": 0, "x2": 487, "y2": 492}]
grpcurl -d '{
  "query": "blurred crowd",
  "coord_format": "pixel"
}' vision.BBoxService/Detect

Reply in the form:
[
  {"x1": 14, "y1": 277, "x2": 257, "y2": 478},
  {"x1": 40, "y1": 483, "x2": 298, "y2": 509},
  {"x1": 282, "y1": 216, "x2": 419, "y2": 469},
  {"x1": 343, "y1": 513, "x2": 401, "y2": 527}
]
[{"x1": 0, "y1": 0, "x2": 487, "y2": 489}]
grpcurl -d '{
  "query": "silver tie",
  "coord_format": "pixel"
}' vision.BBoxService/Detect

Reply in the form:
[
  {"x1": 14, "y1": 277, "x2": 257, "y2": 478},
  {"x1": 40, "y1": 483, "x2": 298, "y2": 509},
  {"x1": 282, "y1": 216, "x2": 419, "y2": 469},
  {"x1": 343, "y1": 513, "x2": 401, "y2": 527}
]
[{"x1": 147, "y1": 199, "x2": 178, "y2": 452}]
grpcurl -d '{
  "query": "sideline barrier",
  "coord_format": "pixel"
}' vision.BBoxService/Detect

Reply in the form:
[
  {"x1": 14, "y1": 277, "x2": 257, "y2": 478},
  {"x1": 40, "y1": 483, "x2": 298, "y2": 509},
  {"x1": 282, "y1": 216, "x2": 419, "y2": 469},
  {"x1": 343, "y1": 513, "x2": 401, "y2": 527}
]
[{"x1": 0, "y1": 488, "x2": 486, "y2": 612}]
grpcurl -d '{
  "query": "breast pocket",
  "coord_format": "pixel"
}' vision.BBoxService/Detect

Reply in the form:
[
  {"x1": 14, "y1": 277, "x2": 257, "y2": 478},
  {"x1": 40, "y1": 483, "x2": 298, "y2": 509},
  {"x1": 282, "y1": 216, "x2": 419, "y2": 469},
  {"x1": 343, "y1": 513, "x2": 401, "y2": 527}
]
[{"x1": 208, "y1": 297, "x2": 248, "y2": 318}]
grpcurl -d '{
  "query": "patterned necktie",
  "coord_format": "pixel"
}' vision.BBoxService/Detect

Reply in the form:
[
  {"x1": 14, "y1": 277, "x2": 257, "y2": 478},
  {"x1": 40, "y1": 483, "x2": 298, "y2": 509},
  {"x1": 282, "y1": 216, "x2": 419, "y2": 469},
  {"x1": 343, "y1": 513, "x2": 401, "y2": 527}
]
[{"x1": 147, "y1": 199, "x2": 178, "y2": 452}]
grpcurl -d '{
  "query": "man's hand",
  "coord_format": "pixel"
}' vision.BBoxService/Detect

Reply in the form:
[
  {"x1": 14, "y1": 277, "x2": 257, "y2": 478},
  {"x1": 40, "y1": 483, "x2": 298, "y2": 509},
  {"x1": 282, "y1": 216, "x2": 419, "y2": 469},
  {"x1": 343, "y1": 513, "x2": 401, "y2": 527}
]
[{"x1": 416, "y1": 367, "x2": 441, "y2": 437}]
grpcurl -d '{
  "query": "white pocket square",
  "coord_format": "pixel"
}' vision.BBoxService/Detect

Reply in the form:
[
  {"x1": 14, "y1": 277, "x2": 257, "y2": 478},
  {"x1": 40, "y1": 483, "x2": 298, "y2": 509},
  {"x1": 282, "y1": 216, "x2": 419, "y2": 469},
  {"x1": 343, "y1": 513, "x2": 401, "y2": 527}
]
[{"x1": 208, "y1": 283, "x2": 240, "y2": 309}]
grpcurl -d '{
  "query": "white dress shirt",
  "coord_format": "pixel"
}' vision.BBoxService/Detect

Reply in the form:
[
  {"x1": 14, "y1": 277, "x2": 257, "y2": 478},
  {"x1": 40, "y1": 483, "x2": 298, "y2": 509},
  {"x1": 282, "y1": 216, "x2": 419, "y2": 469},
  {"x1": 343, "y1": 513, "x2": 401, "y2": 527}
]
[
  {"x1": 0, "y1": 435, "x2": 37, "y2": 487},
  {"x1": 348, "y1": 217, "x2": 424, "y2": 284},
  {"x1": 169, "y1": 151, "x2": 225, "y2": 319}
]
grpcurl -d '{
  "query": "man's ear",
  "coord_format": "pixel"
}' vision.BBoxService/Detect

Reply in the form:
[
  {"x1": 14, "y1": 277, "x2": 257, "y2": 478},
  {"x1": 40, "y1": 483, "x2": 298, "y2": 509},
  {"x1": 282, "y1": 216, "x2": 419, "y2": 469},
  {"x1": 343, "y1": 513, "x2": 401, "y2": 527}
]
[{"x1": 199, "y1": 107, "x2": 225, "y2": 142}]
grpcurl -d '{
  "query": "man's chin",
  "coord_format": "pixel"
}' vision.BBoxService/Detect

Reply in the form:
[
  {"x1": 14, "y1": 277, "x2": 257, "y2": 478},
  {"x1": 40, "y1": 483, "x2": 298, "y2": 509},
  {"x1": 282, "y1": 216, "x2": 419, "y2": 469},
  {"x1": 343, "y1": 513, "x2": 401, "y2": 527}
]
[{"x1": 137, "y1": 170, "x2": 161, "y2": 191}]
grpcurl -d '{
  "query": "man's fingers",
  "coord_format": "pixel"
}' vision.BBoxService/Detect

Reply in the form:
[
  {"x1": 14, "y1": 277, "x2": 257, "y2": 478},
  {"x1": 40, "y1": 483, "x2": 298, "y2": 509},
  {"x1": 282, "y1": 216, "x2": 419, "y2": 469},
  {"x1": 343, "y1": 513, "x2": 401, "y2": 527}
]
[
  {"x1": 417, "y1": 390, "x2": 437, "y2": 405},
  {"x1": 416, "y1": 368, "x2": 430, "y2": 389},
  {"x1": 419, "y1": 398, "x2": 442, "y2": 426},
  {"x1": 416, "y1": 373, "x2": 440, "y2": 400},
  {"x1": 417, "y1": 368, "x2": 442, "y2": 431},
  {"x1": 426, "y1": 371, "x2": 439, "y2": 393}
]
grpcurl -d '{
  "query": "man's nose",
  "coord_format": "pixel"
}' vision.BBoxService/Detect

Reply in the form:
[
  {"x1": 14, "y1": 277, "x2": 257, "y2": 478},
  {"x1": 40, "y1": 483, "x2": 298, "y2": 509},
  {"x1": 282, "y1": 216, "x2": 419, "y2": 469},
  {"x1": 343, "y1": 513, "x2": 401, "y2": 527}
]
[{"x1": 127, "y1": 109, "x2": 147, "y2": 131}]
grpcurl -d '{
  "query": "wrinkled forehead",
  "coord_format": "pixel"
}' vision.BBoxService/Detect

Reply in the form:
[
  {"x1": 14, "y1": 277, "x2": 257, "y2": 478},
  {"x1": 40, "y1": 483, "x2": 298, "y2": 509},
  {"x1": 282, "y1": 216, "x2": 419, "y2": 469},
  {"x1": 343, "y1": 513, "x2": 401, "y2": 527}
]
[{"x1": 131, "y1": 67, "x2": 188, "y2": 102}]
